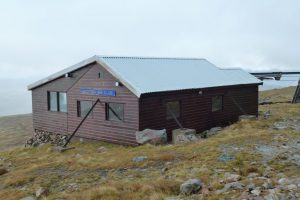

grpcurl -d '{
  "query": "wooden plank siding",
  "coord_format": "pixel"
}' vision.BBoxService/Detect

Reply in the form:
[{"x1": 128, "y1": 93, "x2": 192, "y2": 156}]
[
  {"x1": 64, "y1": 63, "x2": 139, "y2": 145},
  {"x1": 32, "y1": 62, "x2": 139, "y2": 145},
  {"x1": 31, "y1": 61, "x2": 259, "y2": 145},
  {"x1": 31, "y1": 66, "x2": 91, "y2": 135},
  {"x1": 139, "y1": 85, "x2": 258, "y2": 141}
]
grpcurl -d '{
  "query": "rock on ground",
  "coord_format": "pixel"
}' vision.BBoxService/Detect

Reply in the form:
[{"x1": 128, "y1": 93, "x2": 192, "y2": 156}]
[
  {"x1": 132, "y1": 156, "x2": 147, "y2": 162},
  {"x1": 136, "y1": 129, "x2": 167, "y2": 145},
  {"x1": 172, "y1": 128, "x2": 198, "y2": 144},
  {"x1": 216, "y1": 182, "x2": 245, "y2": 194},
  {"x1": 224, "y1": 173, "x2": 241, "y2": 183},
  {"x1": 180, "y1": 179, "x2": 203, "y2": 195},
  {"x1": 35, "y1": 187, "x2": 48, "y2": 198},
  {"x1": 97, "y1": 146, "x2": 108, "y2": 153},
  {"x1": 201, "y1": 127, "x2": 222, "y2": 138}
]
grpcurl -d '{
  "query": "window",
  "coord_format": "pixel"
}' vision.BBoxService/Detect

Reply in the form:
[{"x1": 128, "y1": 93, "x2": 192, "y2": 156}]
[
  {"x1": 98, "y1": 72, "x2": 102, "y2": 78},
  {"x1": 49, "y1": 92, "x2": 58, "y2": 111},
  {"x1": 77, "y1": 101, "x2": 93, "y2": 117},
  {"x1": 47, "y1": 92, "x2": 67, "y2": 112},
  {"x1": 166, "y1": 101, "x2": 180, "y2": 119},
  {"x1": 212, "y1": 95, "x2": 223, "y2": 112},
  {"x1": 106, "y1": 103, "x2": 124, "y2": 121},
  {"x1": 59, "y1": 93, "x2": 67, "y2": 112}
]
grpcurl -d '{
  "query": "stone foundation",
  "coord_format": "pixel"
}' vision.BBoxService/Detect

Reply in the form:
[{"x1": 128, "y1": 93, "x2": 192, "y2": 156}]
[{"x1": 25, "y1": 129, "x2": 69, "y2": 147}]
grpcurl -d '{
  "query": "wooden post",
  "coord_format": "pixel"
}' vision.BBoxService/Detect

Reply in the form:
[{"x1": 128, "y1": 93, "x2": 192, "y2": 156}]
[{"x1": 292, "y1": 79, "x2": 300, "y2": 104}]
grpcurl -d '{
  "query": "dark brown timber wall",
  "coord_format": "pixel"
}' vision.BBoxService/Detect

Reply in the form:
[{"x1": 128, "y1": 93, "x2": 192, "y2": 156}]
[
  {"x1": 139, "y1": 85, "x2": 258, "y2": 141},
  {"x1": 31, "y1": 61, "x2": 258, "y2": 145},
  {"x1": 31, "y1": 62, "x2": 139, "y2": 145}
]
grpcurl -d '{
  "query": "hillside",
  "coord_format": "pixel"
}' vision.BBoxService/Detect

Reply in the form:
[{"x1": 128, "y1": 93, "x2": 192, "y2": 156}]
[
  {"x1": 259, "y1": 86, "x2": 297, "y2": 103},
  {"x1": 0, "y1": 114, "x2": 32, "y2": 151},
  {"x1": 0, "y1": 87, "x2": 299, "y2": 200}
]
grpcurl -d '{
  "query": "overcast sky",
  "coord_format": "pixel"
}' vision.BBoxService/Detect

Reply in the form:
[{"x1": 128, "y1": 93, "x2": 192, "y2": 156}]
[{"x1": 0, "y1": 0, "x2": 299, "y2": 116}]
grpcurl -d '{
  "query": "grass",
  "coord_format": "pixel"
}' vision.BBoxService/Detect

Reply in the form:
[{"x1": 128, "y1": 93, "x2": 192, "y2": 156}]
[
  {"x1": 0, "y1": 114, "x2": 33, "y2": 151},
  {"x1": 0, "y1": 87, "x2": 299, "y2": 199},
  {"x1": 259, "y1": 86, "x2": 297, "y2": 102}
]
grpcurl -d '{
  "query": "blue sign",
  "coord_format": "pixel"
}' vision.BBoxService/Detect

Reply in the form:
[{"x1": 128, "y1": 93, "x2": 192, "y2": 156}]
[{"x1": 80, "y1": 88, "x2": 116, "y2": 97}]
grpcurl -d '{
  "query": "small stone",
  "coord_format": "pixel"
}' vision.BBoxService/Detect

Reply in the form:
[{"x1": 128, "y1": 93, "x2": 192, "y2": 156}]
[
  {"x1": 248, "y1": 173, "x2": 260, "y2": 178},
  {"x1": 287, "y1": 184, "x2": 297, "y2": 190},
  {"x1": 35, "y1": 187, "x2": 48, "y2": 198},
  {"x1": 165, "y1": 162, "x2": 172, "y2": 166},
  {"x1": 97, "y1": 146, "x2": 108, "y2": 153},
  {"x1": 278, "y1": 178, "x2": 289, "y2": 185},
  {"x1": 180, "y1": 179, "x2": 202, "y2": 195},
  {"x1": 75, "y1": 153, "x2": 82, "y2": 158},
  {"x1": 218, "y1": 154, "x2": 234, "y2": 162},
  {"x1": 224, "y1": 173, "x2": 241, "y2": 183},
  {"x1": 79, "y1": 138, "x2": 84, "y2": 143},
  {"x1": 251, "y1": 188, "x2": 261, "y2": 196},
  {"x1": 224, "y1": 182, "x2": 245, "y2": 190},
  {"x1": 247, "y1": 183, "x2": 256, "y2": 192},
  {"x1": 262, "y1": 181, "x2": 274, "y2": 190},
  {"x1": 132, "y1": 156, "x2": 147, "y2": 162},
  {"x1": 0, "y1": 168, "x2": 8, "y2": 176}
]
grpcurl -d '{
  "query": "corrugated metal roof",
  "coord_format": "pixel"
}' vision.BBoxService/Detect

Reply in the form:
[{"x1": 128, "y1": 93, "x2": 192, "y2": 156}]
[{"x1": 28, "y1": 55, "x2": 262, "y2": 97}]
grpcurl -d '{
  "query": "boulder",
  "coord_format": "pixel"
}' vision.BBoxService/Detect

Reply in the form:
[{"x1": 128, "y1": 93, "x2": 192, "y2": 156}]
[
  {"x1": 136, "y1": 129, "x2": 167, "y2": 145},
  {"x1": 180, "y1": 179, "x2": 203, "y2": 195},
  {"x1": 172, "y1": 128, "x2": 198, "y2": 144}
]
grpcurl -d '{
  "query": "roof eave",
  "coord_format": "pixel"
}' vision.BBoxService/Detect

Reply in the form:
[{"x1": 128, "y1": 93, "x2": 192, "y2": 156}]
[{"x1": 27, "y1": 55, "x2": 99, "y2": 90}]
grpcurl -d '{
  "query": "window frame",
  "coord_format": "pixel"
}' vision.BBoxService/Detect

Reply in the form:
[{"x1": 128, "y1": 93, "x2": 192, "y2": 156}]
[
  {"x1": 166, "y1": 101, "x2": 181, "y2": 120},
  {"x1": 77, "y1": 100, "x2": 94, "y2": 118},
  {"x1": 105, "y1": 102, "x2": 124, "y2": 122},
  {"x1": 58, "y1": 92, "x2": 67, "y2": 113},
  {"x1": 211, "y1": 95, "x2": 223, "y2": 112},
  {"x1": 47, "y1": 91, "x2": 67, "y2": 113},
  {"x1": 47, "y1": 91, "x2": 58, "y2": 112}
]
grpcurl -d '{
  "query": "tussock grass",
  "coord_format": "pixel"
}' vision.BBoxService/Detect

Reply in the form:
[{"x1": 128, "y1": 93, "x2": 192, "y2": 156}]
[{"x1": 0, "y1": 87, "x2": 299, "y2": 199}]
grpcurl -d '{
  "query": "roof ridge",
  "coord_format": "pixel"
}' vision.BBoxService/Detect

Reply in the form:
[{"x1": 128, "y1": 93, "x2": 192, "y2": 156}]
[{"x1": 97, "y1": 55, "x2": 206, "y2": 60}]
